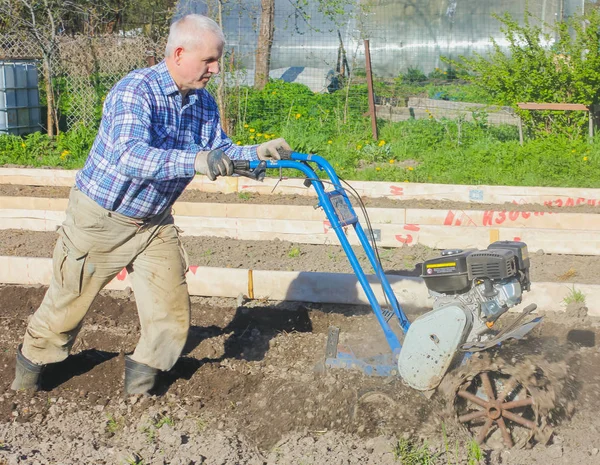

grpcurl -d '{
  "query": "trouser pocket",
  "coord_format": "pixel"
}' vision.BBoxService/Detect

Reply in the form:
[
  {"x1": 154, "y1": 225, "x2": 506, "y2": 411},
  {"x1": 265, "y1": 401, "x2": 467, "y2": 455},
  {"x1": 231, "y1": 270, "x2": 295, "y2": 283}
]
[
  {"x1": 53, "y1": 228, "x2": 88, "y2": 295},
  {"x1": 174, "y1": 225, "x2": 190, "y2": 274}
]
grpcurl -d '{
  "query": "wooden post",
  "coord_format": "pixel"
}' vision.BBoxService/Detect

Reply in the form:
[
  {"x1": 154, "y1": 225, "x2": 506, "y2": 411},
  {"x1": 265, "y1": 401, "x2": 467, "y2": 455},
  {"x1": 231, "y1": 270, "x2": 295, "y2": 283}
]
[
  {"x1": 518, "y1": 116, "x2": 524, "y2": 146},
  {"x1": 146, "y1": 51, "x2": 156, "y2": 67},
  {"x1": 589, "y1": 105, "x2": 594, "y2": 143},
  {"x1": 364, "y1": 39, "x2": 378, "y2": 141}
]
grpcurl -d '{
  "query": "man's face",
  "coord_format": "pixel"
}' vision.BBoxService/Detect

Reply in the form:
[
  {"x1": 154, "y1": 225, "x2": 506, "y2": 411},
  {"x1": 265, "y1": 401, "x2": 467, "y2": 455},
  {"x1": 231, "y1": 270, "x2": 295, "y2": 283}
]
[{"x1": 173, "y1": 32, "x2": 224, "y2": 92}]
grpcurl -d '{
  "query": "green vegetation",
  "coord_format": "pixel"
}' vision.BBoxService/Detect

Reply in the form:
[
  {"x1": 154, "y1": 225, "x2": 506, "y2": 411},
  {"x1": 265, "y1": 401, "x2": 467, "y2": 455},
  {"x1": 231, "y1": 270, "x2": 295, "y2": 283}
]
[
  {"x1": 446, "y1": 9, "x2": 600, "y2": 139},
  {"x1": 105, "y1": 414, "x2": 123, "y2": 434},
  {"x1": 288, "y1": 246, "x2": 302, "y2": 258},
  {"x1": 564, "y1": 285, "x2": 586, "y2": 305},
  {"x1": 392, "y1": 438, "x2": 438, "y2": 464},
  {"x1": 4, "y1": 10, "x2": 600, "y2": 189}
]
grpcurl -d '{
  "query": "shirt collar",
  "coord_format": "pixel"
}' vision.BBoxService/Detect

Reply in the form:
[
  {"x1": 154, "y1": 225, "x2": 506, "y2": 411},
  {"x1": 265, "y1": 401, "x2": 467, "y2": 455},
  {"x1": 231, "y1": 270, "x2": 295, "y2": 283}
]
[{"x1": 155, "y1": 60, "x2": 180, "y2": 97}]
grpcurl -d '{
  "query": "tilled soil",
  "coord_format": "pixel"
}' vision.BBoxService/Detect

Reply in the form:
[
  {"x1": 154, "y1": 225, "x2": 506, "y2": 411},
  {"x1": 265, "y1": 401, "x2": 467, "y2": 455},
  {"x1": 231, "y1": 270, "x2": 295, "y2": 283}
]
[
  {"x1": 1, "y1": 286, "x2": 600, "y2": 465},
  {"x1": 2, "y1": 183, "x2": 600, "y2": 464},
  {"x1": 2, "y1": 230, "x2": 600, "y2": 285},
  {"x1": 2, "y1": 183, "x2": 600, "y2": 213}
]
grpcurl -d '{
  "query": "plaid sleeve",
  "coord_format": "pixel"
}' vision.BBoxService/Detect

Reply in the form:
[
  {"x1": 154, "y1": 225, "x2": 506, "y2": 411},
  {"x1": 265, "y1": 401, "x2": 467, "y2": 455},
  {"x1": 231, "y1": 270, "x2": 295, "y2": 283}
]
[{"x1": 109, "y1": 85, "x2": 197, "y2": 181}]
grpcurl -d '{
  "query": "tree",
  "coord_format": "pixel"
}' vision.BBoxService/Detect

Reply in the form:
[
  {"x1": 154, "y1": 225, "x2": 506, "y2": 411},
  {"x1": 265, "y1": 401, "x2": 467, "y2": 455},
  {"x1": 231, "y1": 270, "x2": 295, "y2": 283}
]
[
  {"x1": 445, "y1": 9, "x2": 600, "y2": 138},
  {"x1": 253, "y1": 0, "x2": 354, "y2": 90},
  {"x1": 0, "y1": 0, "x2": 86, "y2": 136}
]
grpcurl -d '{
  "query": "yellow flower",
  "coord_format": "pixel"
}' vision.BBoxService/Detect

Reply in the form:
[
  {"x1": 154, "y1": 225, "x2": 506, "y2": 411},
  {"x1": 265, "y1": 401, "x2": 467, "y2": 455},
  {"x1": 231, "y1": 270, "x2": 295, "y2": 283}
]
[
  {"x1": 572, "y1": 149, "x2": 576, "y2": 153},
  {"x1": 270, "y1": 134, "x2": 276, "y2": 138},
  {"x1": 404, "y1": 179, "x2": 409, "y2": 183},
  {"x1": 271, "y1": 91, "x2": 276, "y2": 95},
  {"x1": 295, "y1": 113, "x2": 301, "y2": 119},
  {"x1": 378, "y1": 140, "x2": 386, "y2": 147},
  {"x1": 249, "y1": 128, "x2": 255, "y2": 133},
  {"x1": 60, "y1": 150, "x2": 70, "y2": 160},
  {"x1": 356, "y1": 144, "x2": 363, "y2": 150},
  {"x1": 389, "y1": 159, "x2": 395, "y2": 164},
  {"x1": 244, "y1": 124, "x2": 249, "y2": 128},
  {"x1": 583, "y1": 156, "x2": 588, "y2": 161},
  {"x1": 376, "y1": 167, "x2": 381, "y2": 171},
  {"x1": 257, "y1": 133, "x2": 262, "y2": 137},
  {"x1": 249, "y1": 135, "x2": 255, "y2": 140},
  {"x1": 408, "y1": 166, "x2": 414, "y2": 171},
  {"x1": 236, "y1": 141, "x2": 241, "y2": 145},
  {"x1": 327, "y1": 140, "x2": 332, "y2": 144},
  {"x1": 21, "y1": 143, "x2": 25, "y2": 148}
]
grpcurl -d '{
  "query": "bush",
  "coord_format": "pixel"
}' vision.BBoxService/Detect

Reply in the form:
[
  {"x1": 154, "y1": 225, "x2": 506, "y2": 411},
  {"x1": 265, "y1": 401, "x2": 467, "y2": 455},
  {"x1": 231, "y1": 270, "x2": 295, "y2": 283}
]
[{"x1": 446, "y1": 9, "x2": 600, "y2": 138}]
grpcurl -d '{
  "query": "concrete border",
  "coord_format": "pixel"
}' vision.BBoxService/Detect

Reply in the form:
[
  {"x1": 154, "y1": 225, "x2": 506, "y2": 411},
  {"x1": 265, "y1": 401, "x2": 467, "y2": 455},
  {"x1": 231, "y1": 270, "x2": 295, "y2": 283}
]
[
  {"x1": 1, "y1": 168, "x2": 600, "y2": 205},
  {"x1": 0, "y1": 256, "x2": 596, "y2": 315}
]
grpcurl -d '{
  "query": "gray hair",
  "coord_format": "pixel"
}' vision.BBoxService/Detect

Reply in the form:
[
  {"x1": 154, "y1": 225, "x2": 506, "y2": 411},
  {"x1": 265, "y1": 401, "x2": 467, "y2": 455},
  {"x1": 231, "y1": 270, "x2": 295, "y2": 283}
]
[{"x1": 165, "y1": 14, "x2": 225, "y2": 56}]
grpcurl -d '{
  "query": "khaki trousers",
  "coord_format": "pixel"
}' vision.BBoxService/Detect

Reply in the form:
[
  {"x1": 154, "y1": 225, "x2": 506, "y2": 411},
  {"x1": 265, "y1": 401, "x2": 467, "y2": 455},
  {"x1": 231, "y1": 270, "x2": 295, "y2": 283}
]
[{"x1": 22, "y1": 187, "x2": 191, "y2": 371}]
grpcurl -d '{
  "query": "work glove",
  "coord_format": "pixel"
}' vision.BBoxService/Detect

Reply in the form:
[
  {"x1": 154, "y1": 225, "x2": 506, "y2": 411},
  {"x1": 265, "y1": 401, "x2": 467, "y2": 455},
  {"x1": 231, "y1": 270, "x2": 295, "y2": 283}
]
[
  {"x1": 256, "y1": 137, "x2": 292, "y2": 160},
  {"x1": 195, "y1": 149, "x2": 234, "y2": 181}
]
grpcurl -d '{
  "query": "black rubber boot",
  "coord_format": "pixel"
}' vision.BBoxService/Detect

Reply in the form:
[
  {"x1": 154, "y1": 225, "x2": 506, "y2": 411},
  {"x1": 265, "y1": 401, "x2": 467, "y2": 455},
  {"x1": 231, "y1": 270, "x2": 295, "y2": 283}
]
[
  {"x1": 124, "y1": 356, "x2": 158, "y2": 395},
  {"x1": 11, "y1": 345, "x2": 44, "y2": 391}
]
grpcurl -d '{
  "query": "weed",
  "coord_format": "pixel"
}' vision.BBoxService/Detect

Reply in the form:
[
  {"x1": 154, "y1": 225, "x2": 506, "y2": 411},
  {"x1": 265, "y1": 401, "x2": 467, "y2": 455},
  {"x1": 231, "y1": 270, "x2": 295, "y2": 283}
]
[
  {"x1": 467, "y1": 440, "x2": 483, "y2": 465},
  {"x1": 105, "y1": 414, "x2": 122, "y2": 434},
  {"x1": 238, "y1": 192, "x2": 252, "y2": 201},
  {"x1": 141, "y1": 425, "x2": 155, "y2": 443},
  {"x1": 288, "y1": 246, "x2": 301, "y2": 258},
  {"x1": 196, "y1": 417, "x2": 208, "y2": 432},
  {"x1": 564, "y1": 285, "x2": 586, "y2": 305},
  {"x1": 153, "y1": 414, "x2": 174, "y2": 429},
  {"x1": 124, "y1": 454, "x2": 145, "y2": 465},
  {"x1": 392, "y1": 438, "x2": 438, "y2": 465}
]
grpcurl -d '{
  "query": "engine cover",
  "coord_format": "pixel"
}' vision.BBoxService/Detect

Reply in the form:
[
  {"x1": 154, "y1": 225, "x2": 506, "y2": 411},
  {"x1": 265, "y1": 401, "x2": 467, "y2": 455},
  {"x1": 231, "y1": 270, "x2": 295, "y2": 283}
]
[{"x1": 398, "y1": 304, "x2": 472, "y2": 391}]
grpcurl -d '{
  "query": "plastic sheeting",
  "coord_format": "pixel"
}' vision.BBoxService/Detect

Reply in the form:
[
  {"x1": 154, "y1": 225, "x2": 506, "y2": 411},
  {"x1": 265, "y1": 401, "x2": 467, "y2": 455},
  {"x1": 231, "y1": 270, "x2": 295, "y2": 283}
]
[{"x1": 180, "y1": 0, "x2": 586, "y2": 77}]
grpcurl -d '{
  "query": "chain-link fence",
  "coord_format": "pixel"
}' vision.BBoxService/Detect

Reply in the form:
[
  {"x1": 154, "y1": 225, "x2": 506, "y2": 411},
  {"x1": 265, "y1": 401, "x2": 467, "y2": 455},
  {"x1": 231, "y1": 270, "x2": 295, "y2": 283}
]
[{"x1": 0, "y1": 0, "x2": 593, "y2": 135}]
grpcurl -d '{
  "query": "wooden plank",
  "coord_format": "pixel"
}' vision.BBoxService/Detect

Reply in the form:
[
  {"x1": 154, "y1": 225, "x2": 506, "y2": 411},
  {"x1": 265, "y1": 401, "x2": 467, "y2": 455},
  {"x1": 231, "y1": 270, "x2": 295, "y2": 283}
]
[
  {"x1": 517, "y1": 103, "x2": 589, "y2": 111},
  {"x1": 2, "y1": 168, "x2": 600, "y2": 206},
  {"x1": 1, "y1": 255, "x2": 599, "y2": 315}
]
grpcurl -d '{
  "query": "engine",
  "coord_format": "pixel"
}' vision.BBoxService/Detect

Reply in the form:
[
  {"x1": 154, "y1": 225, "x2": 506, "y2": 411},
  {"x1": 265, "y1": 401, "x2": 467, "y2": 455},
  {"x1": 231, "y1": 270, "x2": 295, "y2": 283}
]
[
  {"x1": 397, "y1": 241, "x2": 532, "y2": 391},
  {"x1": 421, "y1": 240, "x2": 531, "y2": 339}
]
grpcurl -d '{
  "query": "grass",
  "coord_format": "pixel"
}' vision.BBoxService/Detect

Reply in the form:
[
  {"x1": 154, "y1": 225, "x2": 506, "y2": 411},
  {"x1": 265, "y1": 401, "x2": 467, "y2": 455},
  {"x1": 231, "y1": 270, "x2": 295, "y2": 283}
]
[
  {"x1": 288, "y1": 246, "x2": 301, "y2": 258},
  {"x1": 237, "y1": 192, "x2": 253, "y2": 201},
  {"x1": 4, "y1": 118, "x2": 598, "y2": 188},
  {"x1": 124, "y1": 455, "x2": 145, "y2": 465},
  {"x1": 393, "y1": 438, "x2": 438, "y2": 464},
  {"x1": 564, "y1": 285, "x2": 586, "y2": 305},
  {"x1": 3, "y1": 78, "x2": 600, "y2": 189},
  {"x1": 153, "y1": 414, "x2": 174, "y2": 428},
  {"x1": 105, "y1": 414, "x2": 122, "y2": 434}
]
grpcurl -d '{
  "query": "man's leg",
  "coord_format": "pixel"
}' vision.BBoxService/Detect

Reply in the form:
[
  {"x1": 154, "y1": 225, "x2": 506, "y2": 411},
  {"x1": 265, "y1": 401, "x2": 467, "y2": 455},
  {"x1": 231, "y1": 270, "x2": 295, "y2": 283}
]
[
  {"x1": 125, "y1": 222, "x2": 191, "y2": 393},
  {"x1": 16, "y1": 188, "x2": 137, "y2": 389}
]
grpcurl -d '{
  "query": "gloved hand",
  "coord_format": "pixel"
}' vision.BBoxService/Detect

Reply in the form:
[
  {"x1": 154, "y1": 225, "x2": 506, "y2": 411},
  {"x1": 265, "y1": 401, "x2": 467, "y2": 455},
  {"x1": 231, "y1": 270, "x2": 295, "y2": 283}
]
[
  {"x1": 256, "y1": 138, "x2": 292, "y2": 160},
  {"x1": 195, "y1": 149, "x2": 234, "y2": 181}
]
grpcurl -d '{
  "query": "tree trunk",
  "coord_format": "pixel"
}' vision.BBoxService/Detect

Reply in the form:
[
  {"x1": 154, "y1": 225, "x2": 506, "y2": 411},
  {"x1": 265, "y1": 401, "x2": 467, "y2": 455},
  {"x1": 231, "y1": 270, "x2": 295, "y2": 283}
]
[
  {"x1": 43, "y1": 56, "x2": 55, "y2": 138},
  {"x1": 216, "y1": 0, "x2": 230, "y2": 133},
  {"x1": 254, "y1": 0, "x2": 274, "y2": 90}
]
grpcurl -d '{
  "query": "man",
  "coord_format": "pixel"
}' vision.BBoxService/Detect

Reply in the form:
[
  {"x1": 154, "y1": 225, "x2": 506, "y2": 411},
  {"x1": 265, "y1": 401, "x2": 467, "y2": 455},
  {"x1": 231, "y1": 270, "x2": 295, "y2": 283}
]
[{"x1": 11, "y1": 14, "x2": 291, "y2": 395}]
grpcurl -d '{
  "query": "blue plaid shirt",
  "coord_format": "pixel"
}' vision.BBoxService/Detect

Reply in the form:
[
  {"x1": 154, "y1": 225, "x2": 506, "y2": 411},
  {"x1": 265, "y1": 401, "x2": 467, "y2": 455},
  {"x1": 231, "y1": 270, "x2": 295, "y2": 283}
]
[{"x1": 75, "y1": 60, "x2": 258, "y2": 218}]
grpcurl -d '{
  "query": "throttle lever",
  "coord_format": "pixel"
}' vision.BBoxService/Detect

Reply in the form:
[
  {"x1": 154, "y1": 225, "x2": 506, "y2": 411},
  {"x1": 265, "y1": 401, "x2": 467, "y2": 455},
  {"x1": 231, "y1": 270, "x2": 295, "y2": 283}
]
[{"x1": 232, "y1": 160, "x2": 267, "y2": 182}]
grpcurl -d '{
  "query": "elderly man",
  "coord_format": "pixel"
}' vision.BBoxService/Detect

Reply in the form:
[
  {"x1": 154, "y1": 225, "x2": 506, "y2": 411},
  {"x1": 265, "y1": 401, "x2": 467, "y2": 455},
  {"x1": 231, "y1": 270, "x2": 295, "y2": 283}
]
[{"x1": 12, "y1": 14, "x2": 291, "y2": 395}]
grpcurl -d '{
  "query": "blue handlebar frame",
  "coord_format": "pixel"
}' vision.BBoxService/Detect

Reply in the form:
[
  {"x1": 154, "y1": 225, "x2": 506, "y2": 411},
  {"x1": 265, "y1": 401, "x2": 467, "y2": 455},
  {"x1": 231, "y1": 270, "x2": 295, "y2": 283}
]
[{"x1": 246, "y1": 151, "x2": 410, "y2": 355}]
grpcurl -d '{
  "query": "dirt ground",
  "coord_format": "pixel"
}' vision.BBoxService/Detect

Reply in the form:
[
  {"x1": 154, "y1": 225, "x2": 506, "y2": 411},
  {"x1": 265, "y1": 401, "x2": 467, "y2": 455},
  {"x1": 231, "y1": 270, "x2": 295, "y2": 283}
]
[
  {"x1": 1, "y1": 287, "x2": 600, "y2": 465},
  {"x1": 2, "y1": 183, "x2": 600, "y2": 464}
]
